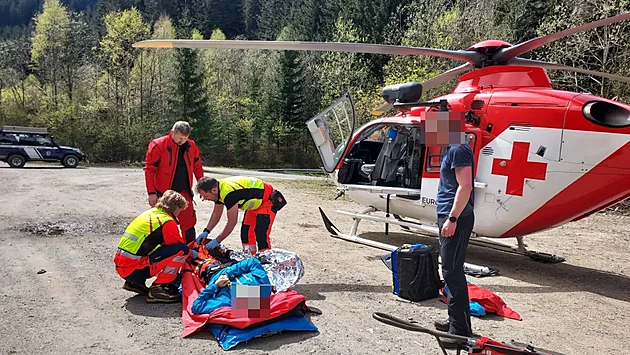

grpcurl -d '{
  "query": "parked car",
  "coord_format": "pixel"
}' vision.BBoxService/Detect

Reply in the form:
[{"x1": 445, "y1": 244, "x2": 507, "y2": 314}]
[{"x1": 0, "y1": 125, "x2": 86, "y2": 168}]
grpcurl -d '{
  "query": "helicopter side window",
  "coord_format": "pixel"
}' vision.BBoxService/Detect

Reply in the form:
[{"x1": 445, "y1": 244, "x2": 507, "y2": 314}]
[
  {"x1": 425, "y1": 132, "x2": 476, "y2": 174},
  {"x1": 426, "y1": 146, "x2": 448, "y2": 173}
]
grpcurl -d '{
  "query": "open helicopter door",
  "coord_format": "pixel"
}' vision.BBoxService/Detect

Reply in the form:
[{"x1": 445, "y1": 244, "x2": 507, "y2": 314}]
[{"x1": 306, "y1": 93, "x2": 356, "y2": 176}]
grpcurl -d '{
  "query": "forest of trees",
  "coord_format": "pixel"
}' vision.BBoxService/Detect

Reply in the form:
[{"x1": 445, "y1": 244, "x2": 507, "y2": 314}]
[{"x1": 0, "y1": 0, "x2": 629, "y2": 167}]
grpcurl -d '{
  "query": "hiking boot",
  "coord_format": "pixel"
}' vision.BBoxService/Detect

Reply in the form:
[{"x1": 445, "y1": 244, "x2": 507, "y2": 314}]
[
  {"x1": 146, "y1": 283, "x2": 182, "y2": 303},
  {"x1": 434, "y1": 319, "x2": 450, "y2": 332},
  {"x1": 123, "y1": 281, "x2": 149, "y2": 295}
]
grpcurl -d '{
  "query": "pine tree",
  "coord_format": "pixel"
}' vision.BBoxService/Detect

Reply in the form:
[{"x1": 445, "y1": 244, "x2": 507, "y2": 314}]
[
  {"x1": 243, "y1": 0, "x2": 261, "y2": 38},
  {"x1": 209, "y1": 0, "x2": 246, "y2": 38},
  {"x1": 173, "y1": 14, "x2": 212, "y2": 146},
  {"x1": 267, "y1": 25, "x2": 308, "y2": 131},
  {"x1": 257, "y1": 0, "x2": 288, "y2": 40}
]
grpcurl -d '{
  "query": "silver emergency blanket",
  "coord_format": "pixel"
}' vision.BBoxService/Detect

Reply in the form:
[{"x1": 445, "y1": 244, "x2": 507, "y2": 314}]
[{"x1": 230, "y1": 248, "x2": 305, "y2": 292}]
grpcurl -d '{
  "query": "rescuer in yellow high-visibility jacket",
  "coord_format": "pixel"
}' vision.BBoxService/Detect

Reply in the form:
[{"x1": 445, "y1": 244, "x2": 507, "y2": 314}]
[
  {"x1": 113, "y1": 190, "x2": 191, "y2": 303},
  {"x1": 194, "y1": 176, "x2": 287, "y2": 254}
]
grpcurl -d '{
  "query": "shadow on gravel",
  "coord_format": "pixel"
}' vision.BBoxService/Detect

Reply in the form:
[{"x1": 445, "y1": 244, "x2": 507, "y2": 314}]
[
  {"x1": 230, "y1": 329, "x2": 320, "y2": 351},
  {"x1": 123, "y1": 294, "x2": 181, "y2": 318},
  {"x1": 354, "y1": 231, "x2": 630, "y2": 303},
  {"x1": 292, "y1": 283, "x2": 392, "y2": 301}
]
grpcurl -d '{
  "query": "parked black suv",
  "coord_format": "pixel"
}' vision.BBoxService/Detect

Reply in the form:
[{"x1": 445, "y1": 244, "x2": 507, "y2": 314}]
[{"x1": 0, "y1": 125, "x2": 86, "y2": 168}]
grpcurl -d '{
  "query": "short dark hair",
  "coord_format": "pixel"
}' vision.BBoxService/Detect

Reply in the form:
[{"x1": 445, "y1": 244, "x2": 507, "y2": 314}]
[{"x1": 196, "y1": 176, "x2": 218, "y2": 192}]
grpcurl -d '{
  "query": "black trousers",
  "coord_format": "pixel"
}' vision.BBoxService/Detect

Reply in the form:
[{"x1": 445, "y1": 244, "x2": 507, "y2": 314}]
[{"x1": 437, "y1": 212, "x2": 474, "y2": 336}]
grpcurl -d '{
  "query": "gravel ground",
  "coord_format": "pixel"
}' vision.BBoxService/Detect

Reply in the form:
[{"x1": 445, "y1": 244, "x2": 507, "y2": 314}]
[{"x1": 0, "y1": 165, "x2": 628, "y2": 354}]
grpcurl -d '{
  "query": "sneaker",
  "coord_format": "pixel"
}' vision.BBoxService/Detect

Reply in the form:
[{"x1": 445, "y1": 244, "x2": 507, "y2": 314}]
[
  {"x1": 123, "y1": 281, "x2": 149, "y2": 295},
  {"x1": 146, "y1": 283, "x2": 182, "y2": 303}
]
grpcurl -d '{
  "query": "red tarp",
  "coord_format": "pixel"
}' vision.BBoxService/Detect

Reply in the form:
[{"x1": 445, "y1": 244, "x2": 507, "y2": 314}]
[
  {"x1": 181, "y1": 262, "x2": 212, "y2": 337},
  {"x1": 441, "y1": 283, "x2": 521, "y2": 321}
]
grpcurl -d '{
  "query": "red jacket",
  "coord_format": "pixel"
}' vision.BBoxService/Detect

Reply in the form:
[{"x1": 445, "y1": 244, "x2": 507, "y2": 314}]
[{"x1": 144, "y1": 131, "x2": 204, "y2": 196}]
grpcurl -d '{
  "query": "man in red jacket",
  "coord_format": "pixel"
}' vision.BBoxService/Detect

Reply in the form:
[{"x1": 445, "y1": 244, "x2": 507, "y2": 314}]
[{"x1": 144, "y1": 121, "x2": 204, "y2": 244}]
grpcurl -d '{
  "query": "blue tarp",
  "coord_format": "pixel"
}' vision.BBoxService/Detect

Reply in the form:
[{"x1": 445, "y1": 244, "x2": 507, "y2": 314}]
[{"x1": 208, "y1": 315, "x2": 319, "y2": 350}]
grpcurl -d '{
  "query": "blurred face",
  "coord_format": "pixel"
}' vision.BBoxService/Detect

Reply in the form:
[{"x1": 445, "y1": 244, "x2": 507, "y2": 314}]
[
  {"x1": 172, "y1": 131, "x2": 189, "y2": 146},
  {"x1": 423, "y1": 111, "x2": 466, "y2": 146},
  {"x1": 199, "y1": 187, "x2": 219, "y2": 202}
]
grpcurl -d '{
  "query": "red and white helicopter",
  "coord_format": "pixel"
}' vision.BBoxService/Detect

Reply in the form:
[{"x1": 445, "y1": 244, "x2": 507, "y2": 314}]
[{"x1": 134, "y1": 12, "x2": 630, "y2": 263}]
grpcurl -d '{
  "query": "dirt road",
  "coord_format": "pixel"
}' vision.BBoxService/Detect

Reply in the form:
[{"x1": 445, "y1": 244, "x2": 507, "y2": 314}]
[{"x1": 1, "y1": 166, "x2": 628, "y2": 354}]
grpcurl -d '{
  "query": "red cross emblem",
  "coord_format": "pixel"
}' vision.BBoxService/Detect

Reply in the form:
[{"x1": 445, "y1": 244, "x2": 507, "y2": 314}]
[{"x1": 491, "y1": 141, "x2": 547, "y2": 196}]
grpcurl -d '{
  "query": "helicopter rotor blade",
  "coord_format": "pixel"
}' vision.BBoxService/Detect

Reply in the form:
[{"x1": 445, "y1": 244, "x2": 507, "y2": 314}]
[
  {"x1": 371, "y1": 63, "x2": 473, "y2": 116},
  {"x1": 493, "y1": 11, "x2": 630, "y2": 64},
  {"x1": 421, "y1": 63, "x2": 474, "y2": 92},
  {"x1": 508, "y1": 57, "x2": 630, "y2": 84},
  {"x1": 371, "y1": 101, "x2": 394, "y2": 116},
  {"x1": 132, "y1": 39, "x2": 484, "y2": 64}
]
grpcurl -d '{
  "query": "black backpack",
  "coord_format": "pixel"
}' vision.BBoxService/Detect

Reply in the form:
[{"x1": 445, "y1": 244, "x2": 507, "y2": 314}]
[{"x1": 383, "y1": 244, "x2": 443, "y2": 302}]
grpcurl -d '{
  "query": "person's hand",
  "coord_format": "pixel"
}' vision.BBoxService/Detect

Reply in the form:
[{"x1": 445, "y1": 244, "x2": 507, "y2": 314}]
[
  {"x1": 441, "y1": 220, "x2": 456, "y2": 237},
  {"x1": 196, "y1": 230, "x2": 209, "y2": 245},
  {"x1": 215, "y1": 274, "x2": 230, "y2": 288},
  {"x1": 204, "y1": 238, "x2": 219, "y2": 251},
  {"x1": 148, "y1": 194, "x2": 158, "y2": 207},
  {"x1": 189, "y1": 249, "x2": 198, "y2": 259}
]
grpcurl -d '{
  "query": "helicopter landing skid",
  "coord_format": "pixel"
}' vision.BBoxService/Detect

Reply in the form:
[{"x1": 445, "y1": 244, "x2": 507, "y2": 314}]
[
  {"x1": 469, "y1": 235, "x2": 566, "y2": 263},
  {"x1": 318, "y1": 207, "x2": 500, "y2": 277},
  {"x1": 317, "y1": 206, "x2": 565, "y2": 264}
]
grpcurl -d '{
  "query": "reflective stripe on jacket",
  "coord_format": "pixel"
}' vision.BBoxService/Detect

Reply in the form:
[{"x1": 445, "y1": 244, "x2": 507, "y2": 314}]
[
  {"x1": 217, "y1": 176, "x2": 273, "y2": 210},
  {"x1": 117, "y1": 207, "x2": 174, "y2": 256}
]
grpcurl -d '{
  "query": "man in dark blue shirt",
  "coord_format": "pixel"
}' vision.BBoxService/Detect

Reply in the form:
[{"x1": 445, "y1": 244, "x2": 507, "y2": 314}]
[{"x1": 434, "y1": 142, "x2": 475, "y2": 346}]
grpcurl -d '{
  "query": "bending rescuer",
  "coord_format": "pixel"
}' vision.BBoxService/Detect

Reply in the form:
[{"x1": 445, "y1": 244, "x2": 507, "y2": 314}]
[{"x1": 194, "y1": 176, "x2": 287, "y2": 254}]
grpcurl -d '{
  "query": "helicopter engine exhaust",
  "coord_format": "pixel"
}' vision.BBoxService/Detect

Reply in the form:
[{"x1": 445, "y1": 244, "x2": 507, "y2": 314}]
[{"x1": 582, "y1": 100, "x2": 630, "y2": 128}]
